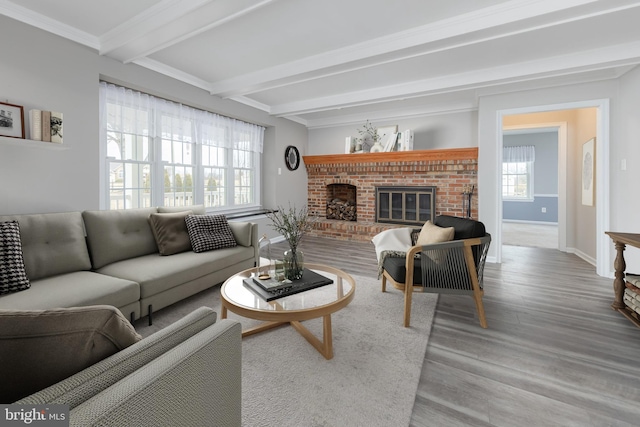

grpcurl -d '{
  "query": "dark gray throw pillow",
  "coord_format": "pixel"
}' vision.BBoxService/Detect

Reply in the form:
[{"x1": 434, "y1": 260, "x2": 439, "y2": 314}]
[
  {"x1": 0, "y1": 305, "x2": 141, "y2": 403},
  {"x1": 0, "y1": 221, "x2": 30, "y2": 295},
  {"x1": 148, "y1": 211, "x2": 193, "y2": 255},
  {"x1": 185, "y1": 215, "x2": 237, "y2": 253}
]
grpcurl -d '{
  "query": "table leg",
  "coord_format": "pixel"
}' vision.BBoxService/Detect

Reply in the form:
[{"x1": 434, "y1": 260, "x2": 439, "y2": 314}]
[
  {"x1": 290, "y1": 314, "x2": 334, "y2": 360},
  {"x1": 612, "y1": 241, "x2": 626, "y2": 310},
  {"x1": 221, "y1": 304, "x2": 228, "y2": 319}
]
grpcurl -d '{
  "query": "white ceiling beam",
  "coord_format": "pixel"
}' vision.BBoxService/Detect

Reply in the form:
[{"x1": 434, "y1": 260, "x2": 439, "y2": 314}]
[
  {"x1": 0, "y1": 0, "x2": 99, "y2": 49},
  {"x1": 270, "y1": 41, "x2": 640, "y2": 116},
  {"x1": 132, "y1": 57, "x2": 212, "y2": 93},
  {"x1": 100, "y1": 0, "x2": 279, "y2": 63},
  {"x1": 305, "y1": 102, "x2": 478, "y2": 129},
  {"x1": 209, "y1": 0, "x2": 606, "y2": 97}
]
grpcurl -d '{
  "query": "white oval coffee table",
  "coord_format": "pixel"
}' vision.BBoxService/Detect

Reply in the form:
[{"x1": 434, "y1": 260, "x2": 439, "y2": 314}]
[{"x1": 220, "y1": 263, "x2": 355, "y2": 360}]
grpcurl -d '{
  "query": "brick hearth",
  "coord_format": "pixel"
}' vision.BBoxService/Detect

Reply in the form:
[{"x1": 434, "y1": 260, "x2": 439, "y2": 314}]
[{"x1": 303, "y1": 148, "x2": 478, "y2": 241}]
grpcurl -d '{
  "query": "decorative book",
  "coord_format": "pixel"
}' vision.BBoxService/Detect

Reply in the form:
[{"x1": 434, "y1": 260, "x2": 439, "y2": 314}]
[
  {"x1": 50, "y1": 111, "x2": 63, "y2": 143},
  {"x1": 41, "y1": 111, "x2": 51, "y2": 142},
  {"x1": 243, "y1": 268, "x2": 334, "y2": 301},
  {"x1": 29, "y1": 109, "x2": 42, "y2": 141}
]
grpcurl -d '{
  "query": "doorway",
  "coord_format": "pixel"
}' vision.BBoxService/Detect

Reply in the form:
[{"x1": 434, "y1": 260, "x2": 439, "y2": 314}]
[
  {"x1": 495, "y1": 100, "x2": 610, "y2": 277},
  {"x1": 501, "y1": 125, "x2": 564, "y2": 250}
]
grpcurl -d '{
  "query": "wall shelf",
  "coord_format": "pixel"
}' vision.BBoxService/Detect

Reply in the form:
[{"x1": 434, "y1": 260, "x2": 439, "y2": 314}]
[{"x1": 0, "y1": 136, "x2": 69, "y2": 150}]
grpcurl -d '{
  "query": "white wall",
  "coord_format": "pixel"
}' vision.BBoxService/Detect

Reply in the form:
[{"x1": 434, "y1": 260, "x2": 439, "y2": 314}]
[
  {"x1": 0, "y1": 16, "x2": 307, "y2": 226},
  {"x1": 614, "y1": 66, "x2": 640, "y2": 269},
  {"x1": 307, "y1": 110, "x2": 477, "y2": 154}
]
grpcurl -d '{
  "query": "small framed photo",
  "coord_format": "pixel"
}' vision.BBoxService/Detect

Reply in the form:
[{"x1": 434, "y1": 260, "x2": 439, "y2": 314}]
[{"x1": 0, "y1": 101, "x2": 25, "y2": 139}]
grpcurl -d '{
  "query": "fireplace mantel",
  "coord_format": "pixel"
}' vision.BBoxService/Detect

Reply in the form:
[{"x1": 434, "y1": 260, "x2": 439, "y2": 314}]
[{"x1": 302, "y1": 147, "x2": 478, "y2": 166}]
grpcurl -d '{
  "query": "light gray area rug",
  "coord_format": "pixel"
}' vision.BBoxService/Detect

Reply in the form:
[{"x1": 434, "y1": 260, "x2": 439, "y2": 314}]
[{"x1": 134, "y1": 274, "x2": 437, "y2": 427}]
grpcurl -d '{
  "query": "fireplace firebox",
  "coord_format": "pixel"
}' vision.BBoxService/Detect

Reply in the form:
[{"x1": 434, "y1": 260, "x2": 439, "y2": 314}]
[
  {"x1": 326, "y1": 183, "x2": 356, "y2": 221},
  {"x1": 375, "y1": 186, "x2": 435, "y2": 225}
]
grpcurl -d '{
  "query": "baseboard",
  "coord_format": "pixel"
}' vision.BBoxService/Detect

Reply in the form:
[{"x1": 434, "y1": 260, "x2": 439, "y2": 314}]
[{"x1": 566, "y1": 247, "x2": 596, "y2": 266}]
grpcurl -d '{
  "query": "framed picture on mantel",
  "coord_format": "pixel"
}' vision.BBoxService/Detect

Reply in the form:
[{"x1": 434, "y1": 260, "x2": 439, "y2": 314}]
[{"x1": 0, "y1": 101, "x2": 25, "y2": 139}]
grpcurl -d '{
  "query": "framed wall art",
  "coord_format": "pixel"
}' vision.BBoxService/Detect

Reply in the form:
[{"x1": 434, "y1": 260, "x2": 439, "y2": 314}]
[
  {"x1": 581, "y1": 137, "x2": 595, "y2": 206},
  {"x1": 0, "y1": 101, "x2": 25, "y2": 139}
]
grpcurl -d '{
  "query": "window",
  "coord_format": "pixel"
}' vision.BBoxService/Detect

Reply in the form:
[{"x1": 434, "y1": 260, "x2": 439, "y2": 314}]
[
  {"x1": 502, "y1": 145, "x2": 535, "y2": 201},
  {"x1": 99, "y1": 83, "x2": 264, "y2": 211}
]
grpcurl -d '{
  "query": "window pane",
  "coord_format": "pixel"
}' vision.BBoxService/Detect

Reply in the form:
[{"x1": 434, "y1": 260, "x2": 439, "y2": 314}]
[
  {"x1": 234, "y1": 169, "x2": 253, "y2": 205},
  {"x1": 204, "y1": 167, "x2": 225, "y2": 208}
]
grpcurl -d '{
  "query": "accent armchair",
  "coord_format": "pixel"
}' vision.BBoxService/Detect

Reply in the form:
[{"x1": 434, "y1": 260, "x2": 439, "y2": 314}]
[{"x1": 380, "y1": 215, "x2": 491, "y2": 328}]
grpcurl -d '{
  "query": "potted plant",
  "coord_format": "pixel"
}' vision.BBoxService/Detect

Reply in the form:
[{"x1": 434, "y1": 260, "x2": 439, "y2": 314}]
[{"x1": 266, "y1": 204, "x2": 315, "y2": 280}]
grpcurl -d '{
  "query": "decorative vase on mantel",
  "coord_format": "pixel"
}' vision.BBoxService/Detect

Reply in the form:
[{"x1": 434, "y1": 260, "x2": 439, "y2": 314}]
[
  {"x1": 369, "y1": 141, "x2": 384, "y2": 153},
  {"x1": 283, "y1": 248, "x2": 304, "y2": 280}
]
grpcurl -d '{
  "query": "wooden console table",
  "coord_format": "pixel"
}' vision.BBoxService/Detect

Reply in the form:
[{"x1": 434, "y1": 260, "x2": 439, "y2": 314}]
[{"x1": 605, "y1": 231, "x2": 640, "y2": 328}]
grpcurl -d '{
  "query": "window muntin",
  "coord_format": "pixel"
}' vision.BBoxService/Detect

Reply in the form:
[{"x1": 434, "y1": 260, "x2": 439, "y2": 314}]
[{"x1": 100, "y1": 82, "x2": 264, "y2": 211}]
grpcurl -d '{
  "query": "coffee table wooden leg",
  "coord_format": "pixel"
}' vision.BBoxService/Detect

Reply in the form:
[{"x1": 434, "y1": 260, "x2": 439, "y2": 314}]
[
  {"x1": 221, "y1": 304, "x2": 228, "y2": 319},
  {"x1": 290, "y1": 314, "x2": 333, "y2": 360}
]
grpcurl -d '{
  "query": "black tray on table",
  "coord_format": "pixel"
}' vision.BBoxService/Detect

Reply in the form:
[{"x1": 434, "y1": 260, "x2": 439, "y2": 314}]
[{"x1": 242, "y1": 268, "x2": 333, "y2": 301}]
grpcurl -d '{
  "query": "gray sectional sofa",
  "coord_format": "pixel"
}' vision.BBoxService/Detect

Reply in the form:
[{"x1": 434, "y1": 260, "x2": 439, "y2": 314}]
[{"x1": 0, "y1": 205, "x2": 259, "y2": 323}]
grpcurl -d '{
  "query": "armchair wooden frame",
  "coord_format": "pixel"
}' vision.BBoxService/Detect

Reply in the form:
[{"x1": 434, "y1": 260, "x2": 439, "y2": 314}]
[{"x1": 381, "y1": 234, "x2": 491, "y2": 328}]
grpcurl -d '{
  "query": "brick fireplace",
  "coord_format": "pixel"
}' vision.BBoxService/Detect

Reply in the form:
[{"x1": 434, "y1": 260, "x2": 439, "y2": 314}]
[{"x1": 303, "y1": 148, "x2": 478, "y2": 241}]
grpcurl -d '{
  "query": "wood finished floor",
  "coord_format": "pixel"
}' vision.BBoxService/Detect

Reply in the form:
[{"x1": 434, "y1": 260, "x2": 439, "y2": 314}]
[{"x1": 272, "y1": 237, "x2": 640, "y2": 427}]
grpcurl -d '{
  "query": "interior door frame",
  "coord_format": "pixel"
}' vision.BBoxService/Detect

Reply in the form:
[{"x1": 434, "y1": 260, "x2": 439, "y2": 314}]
[
  {"x1": 502, "y1": 123, "x2": 567, "y2": 252},
  {"x1": 496, "y1": 99, "x2": 610, "y2": 277}
]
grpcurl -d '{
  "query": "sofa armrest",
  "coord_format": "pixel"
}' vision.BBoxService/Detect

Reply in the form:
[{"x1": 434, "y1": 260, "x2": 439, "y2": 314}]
[
  {"x1": 69, "y1": 320, "x2": 242, "y2": 427},
  {"x1": 229, "y1": 221, "x2": 259, "y2": 267},
  {"x1": 18, "y1": 306, "x2": 218, "y2": 408}
]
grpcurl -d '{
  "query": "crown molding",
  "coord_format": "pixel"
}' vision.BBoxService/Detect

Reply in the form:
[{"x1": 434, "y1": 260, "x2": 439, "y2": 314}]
[
  {"x1": 209, "y1": 0, "x2": 605, "y2": 97},
  {"x1": 0, "y1": 0, "x2": 99, "y2": 49}
]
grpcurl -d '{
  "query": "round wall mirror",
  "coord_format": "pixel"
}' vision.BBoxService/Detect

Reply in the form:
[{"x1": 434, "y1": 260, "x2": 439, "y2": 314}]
[{"x1": 284, "y1": 145, "x2": 300, "y2": 171}]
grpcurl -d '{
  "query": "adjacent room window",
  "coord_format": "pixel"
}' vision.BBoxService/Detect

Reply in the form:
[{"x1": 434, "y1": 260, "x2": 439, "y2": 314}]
[
  {"x1": 502, "y1": 145, "x2": 535, "y2": 200},
  {"x1": 99, "y1": 82, "x2": 264, "y2": 212}
]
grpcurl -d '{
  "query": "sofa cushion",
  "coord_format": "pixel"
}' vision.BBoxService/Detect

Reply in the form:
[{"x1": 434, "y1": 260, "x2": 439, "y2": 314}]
[
  {"x1": 0, "y1": 305, "x2": 141, "y2": 403},
  {"x1": 0, "y1": 212, "x2": 92, "y2": 280},
  {"x1": 0, "y1": 271, "x2": 140, "y2": 314},
  {"x1": 97, "y1": 246, "x2": 254, "y2": 299},
  {"x1": 148, "y1": 211, "x2": 193, "y2": 256},
  {"x1": 416, "y1": 220, "x2": 455, "y2": 246},
  {"x1": 83, "y1": 208, "x2": 159, "y2": 269},
  {"x1": 158, "y1": 204, "x2": 206, "y2": 215},
  {"x1": 185, "y1": 215, "x2": 237, "y2": 253},
  {"x1": 0, "y1": 221, "x2": 30, "y2": 295}
]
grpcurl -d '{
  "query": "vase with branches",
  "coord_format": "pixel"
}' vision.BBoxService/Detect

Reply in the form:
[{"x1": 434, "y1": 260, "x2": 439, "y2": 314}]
[
  {"x1": 356, "y1": 120, "x2": 380, "y2": 152},
  {"x1": 266, "y1": 204, "x2": 316, "y2": 280}
]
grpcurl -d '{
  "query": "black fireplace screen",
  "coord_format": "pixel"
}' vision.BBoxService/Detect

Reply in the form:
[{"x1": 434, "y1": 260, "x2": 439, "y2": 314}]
[{"x1": 375, "y1": 186, "x2": 435, "y2": 225}]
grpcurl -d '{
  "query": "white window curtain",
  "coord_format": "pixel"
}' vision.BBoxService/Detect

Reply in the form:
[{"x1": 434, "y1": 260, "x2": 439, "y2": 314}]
[
  {"x1": 99, "y1": 82, "x2": 264, "y2": 153},
  {"x1": 503, "y1": 145, "x2": 535, "y2": 163}
]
